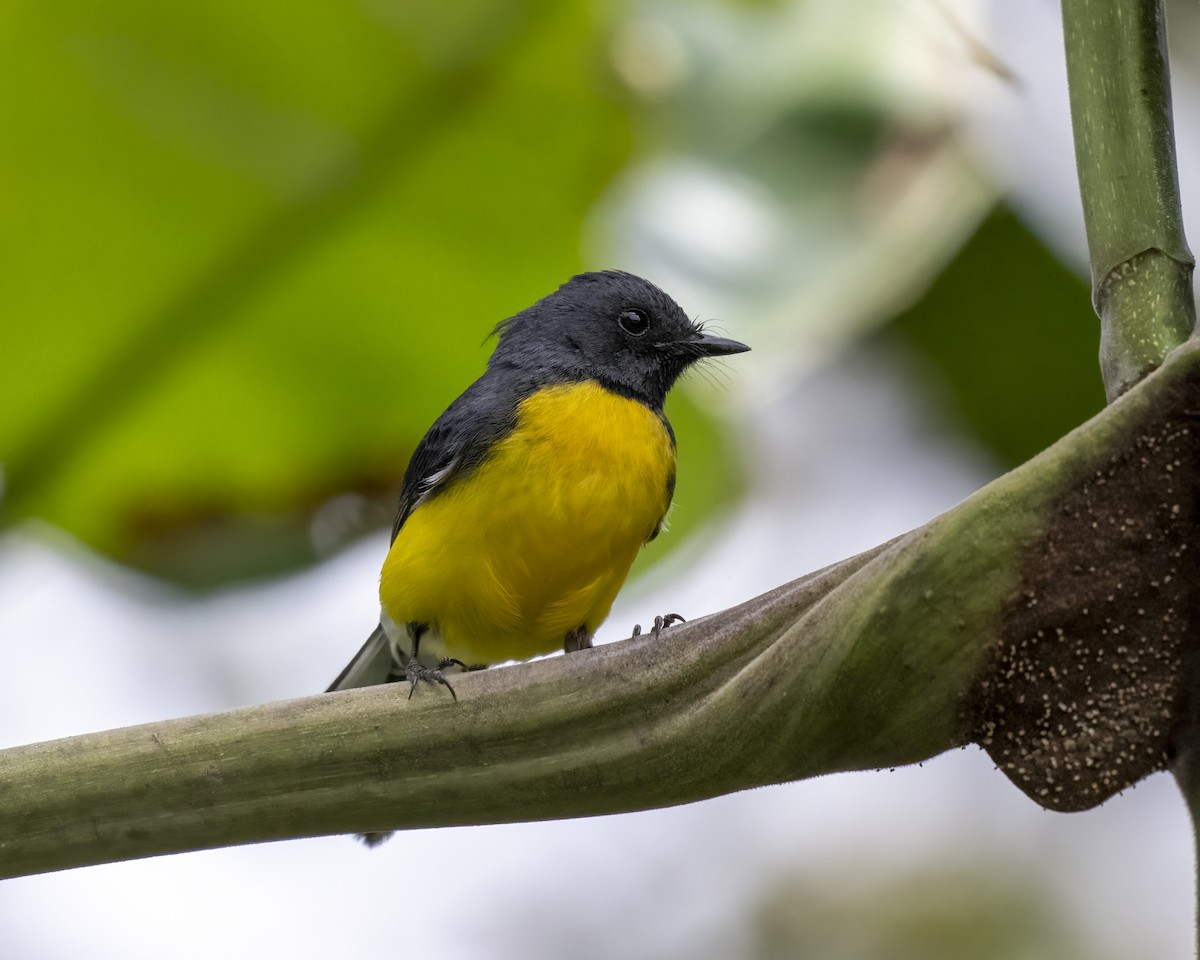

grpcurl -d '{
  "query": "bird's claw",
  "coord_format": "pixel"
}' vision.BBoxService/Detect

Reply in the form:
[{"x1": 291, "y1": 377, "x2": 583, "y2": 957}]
[
  {"x1": 632, "y1": 613, "x2": 685, "y2": 639},
  {"x1": 404, "y1": 657, "x2": 465, "y2": 701}
]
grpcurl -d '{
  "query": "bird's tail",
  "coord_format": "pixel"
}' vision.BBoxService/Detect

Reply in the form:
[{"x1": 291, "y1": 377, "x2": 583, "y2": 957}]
[{"x1": 326, "y1": 623, "x2": 397, "y2": 692}]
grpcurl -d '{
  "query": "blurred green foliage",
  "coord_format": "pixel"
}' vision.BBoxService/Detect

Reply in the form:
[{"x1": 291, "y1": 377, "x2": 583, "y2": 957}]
[
  {"x1": 0, "y1": 0, "x2": 1106, "y2": 591},
  {"x1": 746, "y1": 864, "x2": 1109, "y2": 960},
  {"x1": 0, "y1": 0, "x2": 743, "y2": 585},
  {"x1": 888, "y1": 208, "x2": 1107, "y2": 466}
]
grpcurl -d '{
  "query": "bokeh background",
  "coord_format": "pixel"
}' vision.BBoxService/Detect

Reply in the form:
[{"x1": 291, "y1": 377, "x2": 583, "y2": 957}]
[{"x1": 3, "y1": 0, "x2": 1198, "y2": 956}]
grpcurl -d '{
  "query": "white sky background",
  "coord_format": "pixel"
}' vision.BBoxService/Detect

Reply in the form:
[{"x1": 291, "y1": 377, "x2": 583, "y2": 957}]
[{"x1": 3, "y1": 0, "x2": 1199, "y2": 956}]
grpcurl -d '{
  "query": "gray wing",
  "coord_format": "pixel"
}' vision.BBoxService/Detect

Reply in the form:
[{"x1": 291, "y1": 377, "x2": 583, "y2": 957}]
[
  {"x1": 329, "y1": 373, "x2": 528, "y2": 692},
  {"x1": 389, "y1": 373, "x2": 527, "y2": 542}
]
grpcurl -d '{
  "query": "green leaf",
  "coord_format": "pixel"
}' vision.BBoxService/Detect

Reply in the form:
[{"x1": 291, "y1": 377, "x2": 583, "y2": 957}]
[
  {"x1": 0, "y1": 2, "x2": 667, "y2": 585},
  {"x1": 888, "y1": 208, "x2": 1108, "y2": 465}
]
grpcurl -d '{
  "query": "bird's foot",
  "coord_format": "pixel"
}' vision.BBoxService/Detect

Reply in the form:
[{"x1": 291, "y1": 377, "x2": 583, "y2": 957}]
[
  {"x1": 564, "y1": 624, "x2": 594, "y2": 653},
  {"x1": 404, "y1": 657, "x2": 466, "y2": 701},
  {"x1": 632, "y1": 613, "x2": 685, "y2": 639},
  {"x1": 357, "y1": 830, "x2": 394, "y2": 847}
]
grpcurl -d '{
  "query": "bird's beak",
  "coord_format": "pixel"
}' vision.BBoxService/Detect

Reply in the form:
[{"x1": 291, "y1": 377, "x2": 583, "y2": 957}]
[{"x1": 689, "y1": 331, "x2": 750, "y2": 357}]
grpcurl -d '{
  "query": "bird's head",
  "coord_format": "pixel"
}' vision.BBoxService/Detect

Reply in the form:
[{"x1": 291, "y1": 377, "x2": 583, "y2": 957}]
[{"x1": 490, "y1": 271, "x2": 749, "y2": 409}]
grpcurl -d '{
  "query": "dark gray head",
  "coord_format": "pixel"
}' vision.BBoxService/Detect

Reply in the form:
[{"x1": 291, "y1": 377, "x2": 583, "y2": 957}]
[{"x1": 489, "y1": 271, "x2": 749, "y2": 409}]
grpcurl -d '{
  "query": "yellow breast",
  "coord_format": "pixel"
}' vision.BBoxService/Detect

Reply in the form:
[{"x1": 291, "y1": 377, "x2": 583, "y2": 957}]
[{"x1": 379, "y1": 381, "x2": 676, "y2": 664}]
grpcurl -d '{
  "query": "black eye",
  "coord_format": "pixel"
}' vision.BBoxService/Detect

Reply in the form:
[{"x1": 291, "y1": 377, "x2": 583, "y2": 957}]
[{"x1": 618, "y1": 309, "x2": 650, "y2": 337}]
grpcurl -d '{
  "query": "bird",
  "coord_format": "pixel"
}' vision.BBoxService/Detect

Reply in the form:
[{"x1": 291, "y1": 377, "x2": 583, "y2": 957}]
[{"x1": 327, "y1": 270, "x2": 749, "y2": 698}]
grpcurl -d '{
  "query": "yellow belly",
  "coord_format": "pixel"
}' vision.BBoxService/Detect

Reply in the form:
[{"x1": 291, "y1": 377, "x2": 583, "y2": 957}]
[{"x1": 379, "y1": 381, "x2": 676, "y2": 665}]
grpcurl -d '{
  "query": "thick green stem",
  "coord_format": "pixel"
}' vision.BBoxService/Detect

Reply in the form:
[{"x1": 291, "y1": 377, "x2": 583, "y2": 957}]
[
  {"x1": 1, "y1": 339, "x2": 1195, "y2": 880},
  {"x1": 1062, "y1": 0, "x2": 1196, "y2": 399},
  {"x1": 0, "y1": 543, "x2": 966, "y2": 879},
  {"x1": 1064, "y1": 0, "x2": 1200, "y2": 948}
]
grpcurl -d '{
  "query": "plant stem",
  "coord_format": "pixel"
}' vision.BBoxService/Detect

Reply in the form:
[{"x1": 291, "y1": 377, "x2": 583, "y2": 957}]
[
  {"x1": 1064, "y1": 1, "x2": 1200, "y2": 946},
  {"x1": 1062, "y1": 0, "x2": 1196, "y2": 400},
  {"x1": 2, "y1": 337, "x2": 1196, "y2": 880}
]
